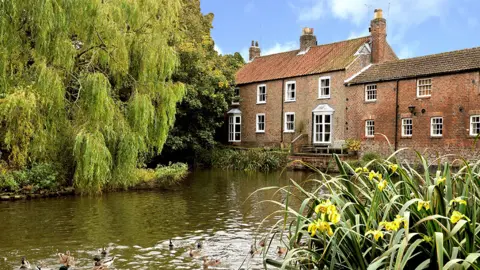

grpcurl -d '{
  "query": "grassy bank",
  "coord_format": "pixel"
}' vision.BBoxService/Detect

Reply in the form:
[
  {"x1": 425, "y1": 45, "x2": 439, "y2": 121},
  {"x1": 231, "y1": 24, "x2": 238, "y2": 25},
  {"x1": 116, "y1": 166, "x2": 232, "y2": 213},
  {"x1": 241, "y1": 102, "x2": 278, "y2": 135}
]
[
  {"x1": 257, "y1": 151, "x2": 480, "y2": 269},
  {"x1": 210, "y1": 147, "x2": 289, "y2": 172},
  {"x1": 0, "y1": 162, "x2": 188, "y2": 198}
]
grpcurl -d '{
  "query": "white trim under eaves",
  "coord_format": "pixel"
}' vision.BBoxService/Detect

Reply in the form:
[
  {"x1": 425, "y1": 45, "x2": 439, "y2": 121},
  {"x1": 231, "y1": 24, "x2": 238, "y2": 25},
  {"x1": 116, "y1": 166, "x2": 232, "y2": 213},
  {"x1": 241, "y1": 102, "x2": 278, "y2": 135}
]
[{"x1": 344, "y1": 64, "x2": 372, "y2": 84}]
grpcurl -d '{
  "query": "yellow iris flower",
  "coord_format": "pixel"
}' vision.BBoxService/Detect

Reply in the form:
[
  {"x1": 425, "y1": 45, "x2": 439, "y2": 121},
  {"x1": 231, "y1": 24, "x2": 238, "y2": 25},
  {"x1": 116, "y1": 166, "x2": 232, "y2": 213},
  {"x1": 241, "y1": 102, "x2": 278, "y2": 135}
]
[
  {"x1": 377, "y1": 180, "x2": 387, "y2": 192},
  {"x1": 368, "y1": 171, "x2": 376, "y2": 181},
  {"x1": 329, "y1": 211, "x2": 341, "y2": 224},
  {"x1": 366, "y1": 230, "x2": 384, "y2": 241},
  {"x1": 389, "y1": 164, "x2": 398, "y2": 173},
  {"x1": 355, "y1": 167, "x2": 369, "y2": 173},
  {"x1": 449, "y1": 198, "x2": 467, "y2": 206},
  {"x1": 315, "y1": 200, "x2": 333, "y2": 214},
  {"x1": 417, "y1": 200, "x2": 430, "y2": 211},
  {"x1": 435, "y1": 176, "x2": 446, "y2": 185},
  {"x1": 380, "y1": 215, "x2": 405, "y2": 231},
  {"x1": 450, "y1": 211, "x2": 470, "y2": 224}
]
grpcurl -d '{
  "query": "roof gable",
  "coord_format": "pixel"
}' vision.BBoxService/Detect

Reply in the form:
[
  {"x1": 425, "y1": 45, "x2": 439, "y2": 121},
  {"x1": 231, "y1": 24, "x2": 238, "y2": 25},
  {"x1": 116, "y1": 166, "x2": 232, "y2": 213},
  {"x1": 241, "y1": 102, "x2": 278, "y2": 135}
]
[{"x1": 236, "y1": 36, "x2": 370, "y2": 85}]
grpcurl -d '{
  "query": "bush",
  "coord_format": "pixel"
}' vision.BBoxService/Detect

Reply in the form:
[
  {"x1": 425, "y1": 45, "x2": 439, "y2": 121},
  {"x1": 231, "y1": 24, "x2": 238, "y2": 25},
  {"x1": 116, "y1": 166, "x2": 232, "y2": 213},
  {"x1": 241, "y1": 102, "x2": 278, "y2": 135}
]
[
  {"x1": 0, "y1": 162, "x2": 60, "y2": 192},
  {"x1": 258, "y1": 153, "x2": 480, "y2": 269},
  {"x1": 136, "y1": 162, "x2": 188, "y2": 187},
  {"x1": 211, "y1": 148, "x2": 289, "y2": 172}
]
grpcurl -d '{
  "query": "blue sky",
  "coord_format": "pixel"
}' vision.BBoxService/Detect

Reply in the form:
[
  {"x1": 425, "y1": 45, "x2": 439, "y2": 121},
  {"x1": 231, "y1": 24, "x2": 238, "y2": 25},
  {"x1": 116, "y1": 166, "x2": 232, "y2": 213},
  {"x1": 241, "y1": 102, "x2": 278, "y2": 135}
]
[{"x1": 200, "y1": 0, "x2": 480, "y2": 60}]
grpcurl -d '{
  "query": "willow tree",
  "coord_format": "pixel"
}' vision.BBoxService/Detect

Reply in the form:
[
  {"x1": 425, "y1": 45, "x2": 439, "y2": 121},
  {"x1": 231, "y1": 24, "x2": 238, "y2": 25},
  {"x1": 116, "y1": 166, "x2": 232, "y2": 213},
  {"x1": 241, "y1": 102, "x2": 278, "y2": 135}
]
[{"x1": 0, "y1": 0, "x2": 185, "y2": 193}]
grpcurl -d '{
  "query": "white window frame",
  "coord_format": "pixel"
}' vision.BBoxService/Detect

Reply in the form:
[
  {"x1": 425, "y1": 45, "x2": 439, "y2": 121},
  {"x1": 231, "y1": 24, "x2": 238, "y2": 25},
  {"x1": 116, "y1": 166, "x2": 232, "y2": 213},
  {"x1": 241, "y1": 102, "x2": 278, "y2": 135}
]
[
  {"x1": 284, "y1": 112, "x2": 295, "y2": 133},
  {"x1": 365, "y1": 120, "x2": 375, "y2": 137},
  {"x1": 318, "y1": 76, "x2": 331, "y2": 99},
  {"x1": 402, "y1": 118, "x2": 413, "y2": 137},
  {"x1": 285, "y1": 81, "x2": 296, "y2": 102},
  {"x1": 470, "y1": 115, "x2": 480, "y2": 136},
  {"x1": 257, "y1": 84, "x2": 266, "y2": 104},
  {"x1": 256, "y1": 113, "x2": 265, "y2": 133},
  {"x1": 313, "y1": 113, "x2": 333, "y2": 144},
  {"x1": 430, "y1": 117, "x2": 443, "y2": 137},
  {"x1": 228, "y1": 114, "x2": 241, "y2": 142},
  {"x1": 417, "y1": 78, "x2": 432, "y2": 98},
  {"x1": 232, "y1": 87, "x2": 240, "y2": 105},
  {"x1": 365, "y1": 84, "x2": 377, "y2": 102}
]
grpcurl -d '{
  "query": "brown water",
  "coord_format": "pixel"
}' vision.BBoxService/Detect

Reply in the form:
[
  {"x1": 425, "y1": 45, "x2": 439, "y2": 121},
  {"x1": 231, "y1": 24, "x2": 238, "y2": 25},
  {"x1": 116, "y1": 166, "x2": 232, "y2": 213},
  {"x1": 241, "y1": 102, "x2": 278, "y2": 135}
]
[{"x1": 0, "y1": 169, "x2": 320, "y2": 270}]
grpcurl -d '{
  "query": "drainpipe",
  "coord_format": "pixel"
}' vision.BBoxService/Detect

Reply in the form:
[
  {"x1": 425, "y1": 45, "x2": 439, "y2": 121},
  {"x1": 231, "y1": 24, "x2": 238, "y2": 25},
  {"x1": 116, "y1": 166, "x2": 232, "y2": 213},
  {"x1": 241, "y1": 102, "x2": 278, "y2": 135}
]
[
  {"x1": 281, "y1": 79, "x2": 285, "y2": 144},
  {"x1": 394, "y1": 80, "x2": 399, "y2": 151}
]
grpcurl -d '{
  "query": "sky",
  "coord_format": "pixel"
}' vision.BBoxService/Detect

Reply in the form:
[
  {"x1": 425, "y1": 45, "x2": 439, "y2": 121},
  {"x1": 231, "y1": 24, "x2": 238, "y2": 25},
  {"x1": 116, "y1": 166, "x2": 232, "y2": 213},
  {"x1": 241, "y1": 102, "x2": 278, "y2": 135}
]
[{"x1": 200, "y1": 0, "x2": 480, "y2": 60}]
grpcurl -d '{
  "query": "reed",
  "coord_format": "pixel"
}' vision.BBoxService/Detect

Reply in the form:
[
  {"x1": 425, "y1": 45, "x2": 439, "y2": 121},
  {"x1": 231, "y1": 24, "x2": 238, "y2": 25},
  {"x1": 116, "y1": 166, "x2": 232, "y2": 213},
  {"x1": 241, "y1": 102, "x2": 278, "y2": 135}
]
[{"x1": 257, "y1": 150, "x2": 480, "y2": 269}]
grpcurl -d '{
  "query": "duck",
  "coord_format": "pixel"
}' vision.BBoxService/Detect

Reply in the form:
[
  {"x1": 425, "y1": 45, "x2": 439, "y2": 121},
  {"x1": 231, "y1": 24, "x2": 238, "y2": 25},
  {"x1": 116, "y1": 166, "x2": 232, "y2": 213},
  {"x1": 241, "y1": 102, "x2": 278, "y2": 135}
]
[
  {"x1": 169, "y1": 239, "x2": 174, "y2": 250},
  {"x1": 196, "y1": 241, "x2": 203, "y2": 249},
  {"x1": 277, "y1": 246, "x2": 287, "y2": 256},
  {"x1": 189, "y1": 248, "x2": 201, "y2": 258},
  {"x1": 58, "y1": 251, "x2": 74, "y2": 267},
  {"x1": 249, "y1": 244, "x2": 261, "y2": 257},
  {"x1": 92, "y1": 261, "x2": 108, "y2": 270},
  {"x1": 100, "y1": 247, "x2": 107, "y2": 256},
  {"x1": 202, "y1": 257, "x2": 221, "y2": 268},
  {"x1": 19, "y1": 257, "x2": 31, "y2": 269},
  {"x1": 258, "y1": 238, "x2": 265, "y2": 247}
]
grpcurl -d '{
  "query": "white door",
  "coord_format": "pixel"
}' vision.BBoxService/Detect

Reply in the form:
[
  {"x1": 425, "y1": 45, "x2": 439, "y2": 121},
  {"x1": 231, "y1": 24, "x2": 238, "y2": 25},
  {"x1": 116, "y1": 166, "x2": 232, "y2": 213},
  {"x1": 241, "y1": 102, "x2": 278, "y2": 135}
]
[{"x1": 313, "y1": 113, "x2": 332, "y2": 144}]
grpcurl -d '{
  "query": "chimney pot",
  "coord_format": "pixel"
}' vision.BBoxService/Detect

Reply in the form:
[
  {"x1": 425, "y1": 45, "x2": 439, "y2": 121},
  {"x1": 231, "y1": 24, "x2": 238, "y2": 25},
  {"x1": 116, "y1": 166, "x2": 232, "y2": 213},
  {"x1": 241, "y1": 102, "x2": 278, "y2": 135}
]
[
  {"x1": 300, "y1": 27, "x2": 317, "y2": 52},
  {"x1": 255, "y1": 41, "x2": 259, "y2": 47},
  {"x1": 374, "y1": 8, "x2": 383, "y2": 19},
  {"x1": 249, "y1": 40, "x2": 261, "y2": 61},
  {"x1": 251, "y1": 40, "x2": 254, "y2": 46}
]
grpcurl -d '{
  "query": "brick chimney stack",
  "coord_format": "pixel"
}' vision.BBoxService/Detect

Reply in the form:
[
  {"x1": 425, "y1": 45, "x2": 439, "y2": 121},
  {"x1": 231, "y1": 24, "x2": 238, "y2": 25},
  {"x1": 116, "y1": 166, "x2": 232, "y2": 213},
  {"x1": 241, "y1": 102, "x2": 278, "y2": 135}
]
[
  {"x1": 370, "y1": 9, "x2": 387, "y2": 64},
  {"x1": 249, "y1": 40, "x2": 261, "y2": 61},
  {"x1": 300, "y1": 27, "x2": 317, "y2": 51}
]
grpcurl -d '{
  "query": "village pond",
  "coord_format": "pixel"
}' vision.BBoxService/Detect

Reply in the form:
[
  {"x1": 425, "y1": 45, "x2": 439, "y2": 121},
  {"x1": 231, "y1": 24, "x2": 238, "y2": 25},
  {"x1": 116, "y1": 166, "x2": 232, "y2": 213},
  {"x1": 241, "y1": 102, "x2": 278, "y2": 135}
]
[{"x1": 0, "y1": 169, "x2": 323, "y2": 269}]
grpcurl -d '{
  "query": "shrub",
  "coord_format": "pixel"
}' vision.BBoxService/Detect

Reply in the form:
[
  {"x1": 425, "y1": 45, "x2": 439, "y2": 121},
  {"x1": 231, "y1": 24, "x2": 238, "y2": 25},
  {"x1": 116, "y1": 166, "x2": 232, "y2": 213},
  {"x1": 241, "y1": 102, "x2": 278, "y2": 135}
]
[
  {"x1": 211, "y1": 147, "x2": 289, "y2": 172},
  {"x1": 345, "y1": 138, "x2": 361, "y2": 151},
  {"x1": 136, "y1": 162, "x2": 188, "y2": 187},
  {"x1": 0, "y1": 162, "x2": 60, "y2": 192},
  {"x1": 258, "y1": 152, "x2": 480, "y2": 269}
]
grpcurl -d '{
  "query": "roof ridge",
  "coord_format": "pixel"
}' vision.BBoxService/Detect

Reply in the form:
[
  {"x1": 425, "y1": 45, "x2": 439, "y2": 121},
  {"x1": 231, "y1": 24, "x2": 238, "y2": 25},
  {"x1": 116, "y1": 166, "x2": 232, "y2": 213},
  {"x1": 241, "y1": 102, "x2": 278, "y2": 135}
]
[
  {"x1": 253, "y1": 36, "x2": 370, "y2": 60},
  {"x1": 382, "y1": 46, "x2": 480, "y2": 64}
]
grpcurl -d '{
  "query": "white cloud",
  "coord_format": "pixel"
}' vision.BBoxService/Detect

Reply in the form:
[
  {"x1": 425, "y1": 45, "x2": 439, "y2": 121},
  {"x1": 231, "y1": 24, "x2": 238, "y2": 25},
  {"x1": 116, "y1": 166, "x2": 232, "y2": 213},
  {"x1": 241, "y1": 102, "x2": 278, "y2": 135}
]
[
  {"x1": 263, "y1": 41, "x2": 298, "y2": 56},
  {"x1": 214, "y1": 44, "x2": 223, "y2": 55},
  {"x1": 397, "y1": 42, "x2": 420, "y2": 59},
  {"x1": 289, "y1": 0, "x2": 325, "y2": 21},
  {"x1": 348, "y1": 29, "x2": 370, "y2": 40}
]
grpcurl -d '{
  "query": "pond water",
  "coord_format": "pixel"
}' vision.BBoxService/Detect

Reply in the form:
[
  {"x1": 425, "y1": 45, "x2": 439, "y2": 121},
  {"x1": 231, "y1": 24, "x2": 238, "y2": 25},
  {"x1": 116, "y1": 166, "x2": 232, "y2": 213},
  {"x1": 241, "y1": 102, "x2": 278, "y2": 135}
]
[{"x1": 0, "y1": 169, "x2": 321, "y2": 270}]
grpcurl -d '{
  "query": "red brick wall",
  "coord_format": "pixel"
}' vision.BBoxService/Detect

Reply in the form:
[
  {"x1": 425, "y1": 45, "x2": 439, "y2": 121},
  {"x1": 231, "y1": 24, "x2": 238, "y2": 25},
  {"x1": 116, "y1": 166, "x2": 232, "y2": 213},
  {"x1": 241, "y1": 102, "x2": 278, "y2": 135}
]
[{"x1": 347, "y1": 71, "x2": 480, "y2": 162}]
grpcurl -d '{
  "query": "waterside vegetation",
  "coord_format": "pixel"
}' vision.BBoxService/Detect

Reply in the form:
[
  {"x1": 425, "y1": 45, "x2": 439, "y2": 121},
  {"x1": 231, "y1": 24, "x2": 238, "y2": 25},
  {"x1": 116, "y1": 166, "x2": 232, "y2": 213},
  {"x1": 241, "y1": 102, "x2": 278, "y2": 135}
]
[
  {"x1": 211, "y1": 147, "x2": 289, "y2": 172},
  {"x1": 258, "y1": 151, "x2": 480, "y2": 269}
]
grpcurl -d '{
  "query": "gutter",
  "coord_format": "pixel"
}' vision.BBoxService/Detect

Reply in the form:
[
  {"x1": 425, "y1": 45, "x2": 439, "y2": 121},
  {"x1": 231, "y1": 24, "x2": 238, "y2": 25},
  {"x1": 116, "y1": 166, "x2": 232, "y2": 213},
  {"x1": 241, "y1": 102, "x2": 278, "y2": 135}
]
[
  {"x1": 394, "y1": 80, "x2": 399, "y2": 151},
  {"x1": 281, "y1": 79, "x2": 285, "y2": 143}
]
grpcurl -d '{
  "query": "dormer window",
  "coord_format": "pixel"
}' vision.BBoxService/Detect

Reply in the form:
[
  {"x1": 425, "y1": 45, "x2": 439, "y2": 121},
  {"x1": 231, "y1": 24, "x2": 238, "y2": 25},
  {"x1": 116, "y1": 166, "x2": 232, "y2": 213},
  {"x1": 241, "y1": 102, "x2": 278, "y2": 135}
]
[{"x1": 285, "y1": 81, "x2": 296, "y2": 102}]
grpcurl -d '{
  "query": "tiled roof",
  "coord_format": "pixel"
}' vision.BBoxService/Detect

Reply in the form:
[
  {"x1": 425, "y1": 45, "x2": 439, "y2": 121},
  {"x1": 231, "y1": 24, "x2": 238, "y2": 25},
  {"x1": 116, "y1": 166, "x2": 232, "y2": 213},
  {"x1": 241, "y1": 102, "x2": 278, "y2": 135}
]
[
  {"x1": 347, "y1": 46, "x2": 480, "y2": 85},
  {"x1": 236, "y1": 36, "x2": 370, "y2": 85}
]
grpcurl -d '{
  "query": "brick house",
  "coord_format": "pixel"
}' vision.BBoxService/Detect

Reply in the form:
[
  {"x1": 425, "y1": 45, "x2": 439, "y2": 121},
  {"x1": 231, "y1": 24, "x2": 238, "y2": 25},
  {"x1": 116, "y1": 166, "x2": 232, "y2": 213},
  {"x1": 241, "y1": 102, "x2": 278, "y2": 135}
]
[
  {"x1": 346, "y1": 47, "x2": 480, "y2": 160},
  {"x1": 229, "y1": 9, "x2": 480, "y2": 160},
  {"x1": 230, "y1": 9, "x2": 396, "y2": 148}
]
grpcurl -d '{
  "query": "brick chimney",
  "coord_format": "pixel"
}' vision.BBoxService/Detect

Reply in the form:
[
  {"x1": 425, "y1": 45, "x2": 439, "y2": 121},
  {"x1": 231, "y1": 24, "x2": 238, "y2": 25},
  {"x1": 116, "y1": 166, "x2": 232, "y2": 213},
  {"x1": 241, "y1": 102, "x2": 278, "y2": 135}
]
[
  {"x1": 300, "y1": 27, "x2": 317, "y2": 51},
  {"x1": 249, "y1": 40, "x2": 261, "y2": 61},
  {"x1": 370, "y1": 9, "x2": 387, "y2": 64}
]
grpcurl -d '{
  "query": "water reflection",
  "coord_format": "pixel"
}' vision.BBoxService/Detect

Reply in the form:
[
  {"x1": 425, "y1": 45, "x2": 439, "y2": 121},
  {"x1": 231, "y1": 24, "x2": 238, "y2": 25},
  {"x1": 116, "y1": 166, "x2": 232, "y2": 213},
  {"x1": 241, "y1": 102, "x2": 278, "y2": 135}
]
[{"x1": 0, "y1": 169, "x2": 321, "y2": 269}]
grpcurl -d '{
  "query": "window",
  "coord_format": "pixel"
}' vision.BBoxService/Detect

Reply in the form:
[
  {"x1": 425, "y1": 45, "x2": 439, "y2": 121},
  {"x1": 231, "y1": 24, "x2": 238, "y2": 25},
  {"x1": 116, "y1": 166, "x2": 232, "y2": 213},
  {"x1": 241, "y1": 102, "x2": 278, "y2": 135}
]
[
  {"x1": 228, "y1": 114, "x2": 241, "y2": 142},
  {"x1": 365, "y1": 120, "x2": 375, "y2": 137},
  {"x1": 319, "y1": 76, "x2": 331, "y2": 99},
  {"x1": 402, "y1": 118, "x2": 412, "y2": 137},
  {"x1": 430, "y1": 117, "x2": 443, "y2": 137},
  {"x1": 470, "y1": 115, "x2": 480, "y2": 136},
  {"x1": 257, "y1": 84, "x2": 266, "y2": 104},
  {"x1": 417, "y1": 78, "x2": 432, "y2": 97},
  {"x1": 232, "y1": 87, "x2": 240, "y2": 105},
  {"x1": 284, "y1": 113, "x2": 295, "y2": 133},
  {"x1": 285, "y1": 81, "x2": 296, "y2": 102},
  {"x1": 313, "y1": 113, "x2": 332, "y2": 143},
  {"x1": 256, "y1": 113, "x2": 265, "y2": 133},
  {"x1": 365, "y1": 84, "x2": 377, "y2": 101}
]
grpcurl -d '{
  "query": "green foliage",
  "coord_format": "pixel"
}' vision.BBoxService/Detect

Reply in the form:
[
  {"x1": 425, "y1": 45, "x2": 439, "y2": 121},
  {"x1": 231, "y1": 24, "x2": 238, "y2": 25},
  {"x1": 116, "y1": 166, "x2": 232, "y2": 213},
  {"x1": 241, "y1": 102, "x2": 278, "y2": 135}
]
[
  {"x1": 362, "y1": 151, "x2": 383, "y2": 162},
  {"x1": 136, "y1": 162, "x2": 188, "y2": 187},
  {"x1": 0, "y1": 162, "x2": 60, "y2": 192},
  {"x1": 0, "y1": 0, "x2": 186, "y2": 192},
  {"x1": 211, "y1": 148, "x2": 289, "y2": 172},
  {"x1": 259, "y1": 152, "x2": 480, "y2": 269},
  {"x1": 164, "y1": 0, "x2": 244, "y2": 160}
]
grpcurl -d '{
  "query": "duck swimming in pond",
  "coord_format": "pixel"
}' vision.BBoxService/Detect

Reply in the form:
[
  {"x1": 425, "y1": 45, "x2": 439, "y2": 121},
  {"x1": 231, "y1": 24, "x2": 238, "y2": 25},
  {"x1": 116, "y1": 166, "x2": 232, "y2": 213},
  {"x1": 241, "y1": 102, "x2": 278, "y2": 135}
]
[
  {"x1": 58, "y1": 251, "x2": 74, "y2": 267},
  {"x1": 202, "y1": 257, "x2": 221, "y2": 268},
  {"x1": 189, "y1": 248, "x2": 201, "y2": 258},
  {"x1": 19, "y1": 257, "x2": 31, "y2": 269},
  {"x1": 277, "y1": 246, "x2": 287, "y2": 256},
  {"x1": 169, "y1": 239, "x2": 174, "y2": 250}
]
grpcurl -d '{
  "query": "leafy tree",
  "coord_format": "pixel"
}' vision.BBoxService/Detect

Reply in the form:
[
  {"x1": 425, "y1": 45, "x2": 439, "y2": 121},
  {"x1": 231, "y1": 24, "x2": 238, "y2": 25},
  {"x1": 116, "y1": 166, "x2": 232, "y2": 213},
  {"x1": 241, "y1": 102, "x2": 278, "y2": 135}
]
[
  {"x1": 163, "y1": 0, "x2": 244, "y2": 162},
  {"x1": 0, "y1": 0, "x2": 185, "y2": 192}
]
